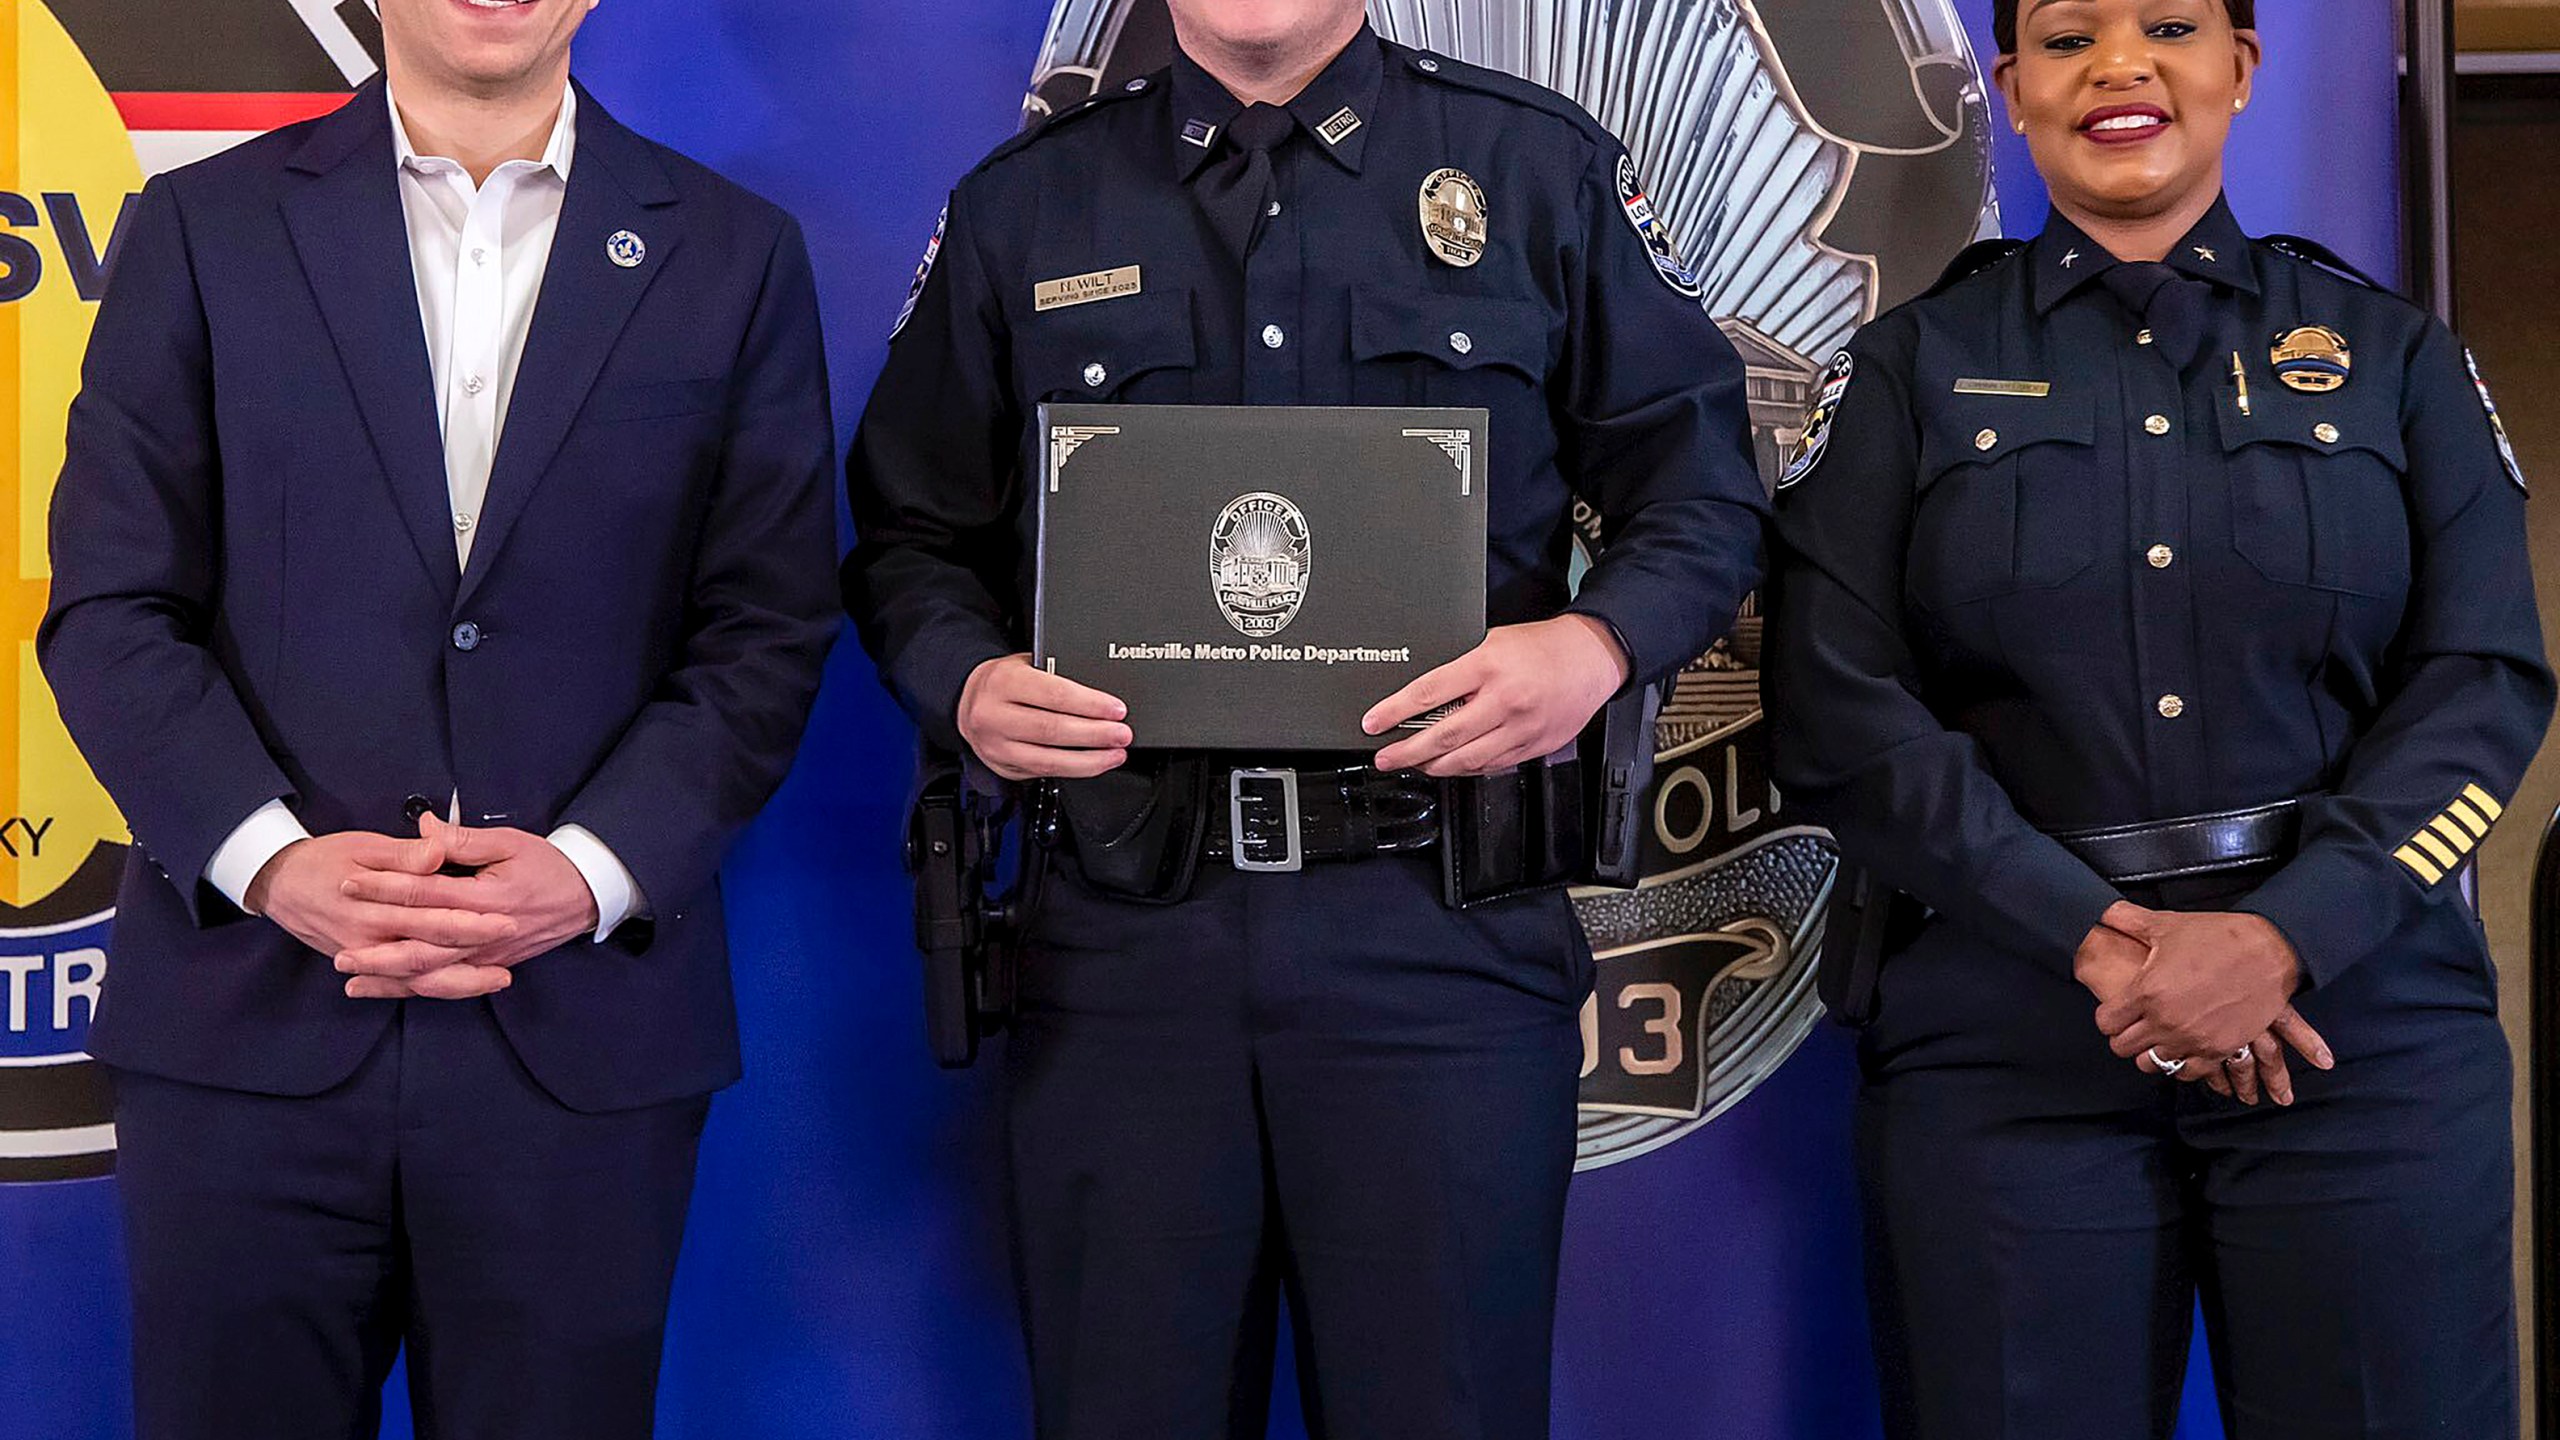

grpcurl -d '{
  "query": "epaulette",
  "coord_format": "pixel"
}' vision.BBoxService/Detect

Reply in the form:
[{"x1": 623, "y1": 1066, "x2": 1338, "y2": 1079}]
[
  {"x1": 972, "y1": 72, "x2": 1164, "y2": 176},
  {"x1": 2260, "y1": 234, "x2": 2392, "y2": 292},
  {"x1": 1392, "y1": 44, "x2": 1602, "y2": 135},
  {"x1": 1920, "y1": 239, "x2": 2028, "y2": 299}
]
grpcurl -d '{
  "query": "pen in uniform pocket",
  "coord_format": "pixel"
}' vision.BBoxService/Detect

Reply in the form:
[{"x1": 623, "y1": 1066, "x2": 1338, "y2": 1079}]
[{"x1": 2231, "y1": 351, "x2": 2252, "y2": 417}]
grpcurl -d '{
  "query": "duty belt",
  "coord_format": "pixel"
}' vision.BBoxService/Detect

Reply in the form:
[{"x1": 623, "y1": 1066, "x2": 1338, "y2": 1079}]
[
  {"x1": 2050, "y1": 800, "x2": 2303, "y2": 885},
  {"x1": 1202, "y1": 765, "x2": 1440, "y2": 873}
]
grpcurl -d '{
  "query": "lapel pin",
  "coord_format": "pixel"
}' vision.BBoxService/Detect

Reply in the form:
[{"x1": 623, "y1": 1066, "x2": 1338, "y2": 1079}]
[{"x1": 607, "y1": 230, "x2": 646, "y2": 269}]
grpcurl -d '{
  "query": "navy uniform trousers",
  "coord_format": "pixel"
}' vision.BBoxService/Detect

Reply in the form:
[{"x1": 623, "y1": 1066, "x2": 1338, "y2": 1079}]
[
  {"x1": 1856, "y1": 870, "x2": 2513, "y2": 1440},
  {"x1": 111, "y1": 999, "x2": 709, "y2": 1440},
  {"x1": 1006, "y1": 849, "x2": 1589, "y2": 1440}
]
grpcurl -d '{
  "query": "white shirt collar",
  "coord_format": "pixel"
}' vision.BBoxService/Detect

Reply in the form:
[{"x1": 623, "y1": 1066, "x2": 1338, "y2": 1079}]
[{"x1": 387, "y1": 79, "x2": 578, "y2": 182}]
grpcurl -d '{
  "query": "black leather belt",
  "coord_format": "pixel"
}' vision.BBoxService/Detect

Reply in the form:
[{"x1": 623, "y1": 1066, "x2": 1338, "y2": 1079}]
[
  {"x1": 2051, "y1": 800, "x2": 2302, "y2": 885},
  {"x1": 1202, "y1": 765, "x2": 1439, "y2": 873}
]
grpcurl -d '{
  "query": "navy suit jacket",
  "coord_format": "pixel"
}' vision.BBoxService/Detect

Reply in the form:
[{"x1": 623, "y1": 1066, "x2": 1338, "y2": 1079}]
[{"x1": 39, "y1": 79, "x2": 838, "y2": 1112}]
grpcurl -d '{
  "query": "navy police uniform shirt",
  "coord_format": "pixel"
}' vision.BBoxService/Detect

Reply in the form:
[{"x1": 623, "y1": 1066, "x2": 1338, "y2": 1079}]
[
  {"x1": 846, "y1": 27, "x2": 1767, "y2": 754},
  {"x1": 1767, "y1": 196, "x2": 2554, "y2": 988}
]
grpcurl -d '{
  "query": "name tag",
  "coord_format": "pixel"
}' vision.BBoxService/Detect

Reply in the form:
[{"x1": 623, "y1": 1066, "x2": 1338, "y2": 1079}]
[
  {"x1": 1034, "y1": 266, "x2": 1143, "y2": 312},
  {"x1": 1952, "y1": 378, "x2": 2052, "y2": 398}
]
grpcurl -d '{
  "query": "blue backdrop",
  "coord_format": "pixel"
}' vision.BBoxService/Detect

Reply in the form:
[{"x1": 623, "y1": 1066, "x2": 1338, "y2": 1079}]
[{"x1": 0, "y1": 2, "x2": 2404, "y2": 1436}]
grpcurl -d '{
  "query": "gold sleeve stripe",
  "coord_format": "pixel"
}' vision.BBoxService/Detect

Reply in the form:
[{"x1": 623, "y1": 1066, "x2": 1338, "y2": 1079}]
[
  {"x1": 2447, "y1": 798, "x2": 2492, "y2": 838},
  {"x1": 2413, "y1": 829, "x2": 2464, "y2": 870},
  {"x1": 2463, "y1": 783, "x2": 2505, "y2": 821},
  {"x1": 2396, "y1": 845, "x2": 2447, "y2": 885},
  {"x1": 2428, "y1": 816, "x2": 2477, "y2": 853}
]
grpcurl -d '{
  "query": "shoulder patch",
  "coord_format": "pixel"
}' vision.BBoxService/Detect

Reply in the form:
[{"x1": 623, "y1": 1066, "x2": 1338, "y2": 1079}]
[
  {"x1": 2260, "y1": 234, "x2": 2391, "y2": 292},
  {"x1": 887, "y1": 203, "x2": 947, "y2": 342},
  {"x1": 1614, "y1": 153, "x2": 1702, "y2": 298},
  {"x1": 1781, "y1": 350, "x2": 1855, "y2": 491},
  {"x1": 2465, "y1": 347, "x2": 2529, "y2": 494},
  {"x1": 1921, "y1": 239, "x2": 2027, "y2": 300}
]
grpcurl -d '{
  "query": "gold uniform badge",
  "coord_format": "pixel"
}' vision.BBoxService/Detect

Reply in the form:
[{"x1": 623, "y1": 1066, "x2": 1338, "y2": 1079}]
[
  {"x1": 1418, "y1": 167, "x2": 1488, "y2": 268},
  {"x1": 2270, "y1": 325, "x2": 2352, "y2": 393}
]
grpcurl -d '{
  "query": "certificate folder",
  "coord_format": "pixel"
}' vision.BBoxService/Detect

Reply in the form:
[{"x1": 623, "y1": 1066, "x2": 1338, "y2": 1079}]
[{"x1": 1034, "y1": 404, "x2": 1489, "y2": 752}]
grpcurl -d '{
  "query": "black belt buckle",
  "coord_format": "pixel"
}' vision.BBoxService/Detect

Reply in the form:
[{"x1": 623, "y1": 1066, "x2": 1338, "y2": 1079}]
[{"x1": 1229, "y1": 768, "x2": 1302, "y2": 873}]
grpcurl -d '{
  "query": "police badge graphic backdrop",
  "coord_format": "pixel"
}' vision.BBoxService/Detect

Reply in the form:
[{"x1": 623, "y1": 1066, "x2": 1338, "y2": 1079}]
[{"x1": 0, "y1": 2, "x2": 2404, "y2": 1437}]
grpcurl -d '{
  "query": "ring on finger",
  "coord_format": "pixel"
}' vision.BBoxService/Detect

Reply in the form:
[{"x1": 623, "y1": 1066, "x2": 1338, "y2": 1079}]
[
  {"x1": 2146, "y1": 1047, "x2": 2186, "y2": 1077},
  {"x1": 2227, "y1": 1047, "x2": 2257, "y2": 1066}
]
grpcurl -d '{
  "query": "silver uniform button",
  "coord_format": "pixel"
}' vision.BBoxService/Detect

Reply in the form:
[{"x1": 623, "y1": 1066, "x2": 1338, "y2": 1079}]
[
  {"x1": 1417, "y1": 57, "x2": 1440, "y2": 71},
  {"x1": 2157, "y1": 694, "x2": 2187, "y2": 720},
  {"x1": 2147, "y1": 543, "x2": 2174, "y2": 569},
  {"x1": 1262, "y1": 324, "x2": 1286, "y2": 350},
  {"x1": 1974, "y1": 429, "x2": 1998, "y2": 452},
  {"x1": 2136, "y1": 329, "x2": 2154, "y2": 346},
  {"x1": 2145, "y1": 414, "x2": 2171, "y2": 436},
  {"x1": 1125, "y1": 78, "x2": 1148, "y2": 92},
  {"x1": 1267, "y1": 201, "x2": 1282, "y2": 218},
  {"x1": 1083, "y1": 362, "x2": 1107, "y2": 389},
  {"x1": 1449, "y1": 331, "x2": 1473, "y2": 355},
  {"x1": 2314, "y1": 423, "x2": 2341, "y2": 444}
]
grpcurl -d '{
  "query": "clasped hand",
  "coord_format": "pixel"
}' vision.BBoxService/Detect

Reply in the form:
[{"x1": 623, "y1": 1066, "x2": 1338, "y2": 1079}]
[
  {"x1": 245, "y1": 814, "x2": 599, "y2": 1001},
  {"x1": 2075, "y1": 901, "x2": 2334, "y2": 1106}
]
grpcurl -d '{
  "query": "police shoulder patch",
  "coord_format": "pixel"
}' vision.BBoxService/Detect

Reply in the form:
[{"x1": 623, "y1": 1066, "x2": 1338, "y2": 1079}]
[
  {"x1": 1781, "y1": 350, "x2": 1855, "y2": 490},
  {"x1": 1614, "y1": 152, "x2": 1702, "y2": 298},
  {"x1": 2465, "y1": 347, "x2": 2528, "y2": 494},
  {"x1": 888, "y1": 202, "x2": 946, "y2": 342}
]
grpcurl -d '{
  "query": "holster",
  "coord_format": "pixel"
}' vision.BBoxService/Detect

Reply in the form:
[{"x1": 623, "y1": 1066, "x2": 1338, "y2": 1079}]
[
  {"x1": 1052, "y1": 754, "x2": 1213, "y2": 904},
  {"x1": 1581, "y1": 679, "x2": 1662, "y2": 889},
  {"x1": 1818, "y1": 861, "x2": 1921, "y2": 1028},
  {"x1": 904, "y1": 753, "x2": 1044, "y2": 1068}
]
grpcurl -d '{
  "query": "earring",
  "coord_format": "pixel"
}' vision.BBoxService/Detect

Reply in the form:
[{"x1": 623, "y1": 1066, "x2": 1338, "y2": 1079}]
[
  {"x1": 2233, "y1": 98, "x2": 2246, "y2": 113},
  {"x1": 2013, "y1": 119, "x2": 2027, "y2": 134}
]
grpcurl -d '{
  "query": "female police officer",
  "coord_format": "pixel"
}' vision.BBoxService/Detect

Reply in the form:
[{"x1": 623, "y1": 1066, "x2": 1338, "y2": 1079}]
[{"x1": 1767, "y1": 0, "x2": 2552, "y2": 1434}]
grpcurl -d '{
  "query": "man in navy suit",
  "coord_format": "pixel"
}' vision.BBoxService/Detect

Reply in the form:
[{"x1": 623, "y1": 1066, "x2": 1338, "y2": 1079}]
[{"x1": 38, "y1": 0, "x2": 836, "y2": 1433}]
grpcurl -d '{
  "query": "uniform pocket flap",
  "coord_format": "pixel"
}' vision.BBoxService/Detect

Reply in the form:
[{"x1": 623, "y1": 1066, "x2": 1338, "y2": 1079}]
[
  {"x1": 2215, "y1": 386, "x2": 2404, "y2": 470},
  {"x1": 1017, "y1": 287, "x2": 1197, "y2": 399},
  {"x1": 1917, "y1": 392, "x2": 2096, "y2": 483},
  {"x1": 1351, "y1": 288, "x2": 1546, "y2": 377}
]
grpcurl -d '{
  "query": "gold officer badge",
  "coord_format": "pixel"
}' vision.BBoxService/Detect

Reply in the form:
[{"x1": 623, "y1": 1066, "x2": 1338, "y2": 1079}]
[
  {"x1": 2270, "y1": 325, "x2": 2351, "y2": 393},
  {"x1": 1418, "y1": 166, "x2": 1488, "y2": 268}
]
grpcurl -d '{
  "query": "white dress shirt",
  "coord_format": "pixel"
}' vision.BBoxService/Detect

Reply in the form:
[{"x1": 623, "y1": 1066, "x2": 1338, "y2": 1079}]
[{"x1": 203, "y1": 83, "x2": 644, "y2": 942}]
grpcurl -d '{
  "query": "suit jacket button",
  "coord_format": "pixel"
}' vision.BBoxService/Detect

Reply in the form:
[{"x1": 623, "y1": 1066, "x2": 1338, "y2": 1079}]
[
  {"x1": 451, "y1": 621, "x2": 483, "y2": 652},
  {"x1": 403, "y1": 794, "x2": 435, "y2": 823}
]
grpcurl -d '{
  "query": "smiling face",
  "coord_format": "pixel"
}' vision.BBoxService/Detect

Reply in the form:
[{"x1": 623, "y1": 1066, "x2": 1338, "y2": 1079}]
[
  {"x1": 1994, "y1": 0, "x2": 2259, "y2": 227},
  {"x1": 379, "y1": 0, "x2": 597, "y2": 102}
]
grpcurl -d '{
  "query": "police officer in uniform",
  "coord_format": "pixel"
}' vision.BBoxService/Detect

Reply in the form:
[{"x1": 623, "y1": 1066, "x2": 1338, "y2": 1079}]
[
  {"x1": 1767, "y1": 0, "x2": 2552, "y2": 1434},
  {"x1": 844, "y1": 2, "x2": 1764, "y2": 1434}
]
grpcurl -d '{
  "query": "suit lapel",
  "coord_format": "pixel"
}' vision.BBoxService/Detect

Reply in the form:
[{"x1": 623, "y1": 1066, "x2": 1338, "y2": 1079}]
[
  {"x1": 280, "y1": 81, "x2": 461, "y2": 600},
  {"x1": 459, "y1": 86, "x2": 682, "y2": 606}
]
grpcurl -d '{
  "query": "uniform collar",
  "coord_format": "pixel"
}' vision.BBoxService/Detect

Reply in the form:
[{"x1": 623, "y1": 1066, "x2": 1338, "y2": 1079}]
[
  {"x1": 387, "y1": 78, "x2": 578, "y2": 184},
  {"x1": 1167, "y1": 26, "x2": 1382, "y2": 181},
  {"x1": 2030, "y1": 194, "x2": 2258, "y2": 313}
]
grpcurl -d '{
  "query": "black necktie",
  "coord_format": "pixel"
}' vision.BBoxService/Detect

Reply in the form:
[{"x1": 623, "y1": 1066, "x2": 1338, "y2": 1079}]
[
  {"x1": 1200, "y1": 103, "x2": 1295, "y2": 264},
  {"x1": 2098, "y1": 260, "x2": 2211, "y2": 369}
]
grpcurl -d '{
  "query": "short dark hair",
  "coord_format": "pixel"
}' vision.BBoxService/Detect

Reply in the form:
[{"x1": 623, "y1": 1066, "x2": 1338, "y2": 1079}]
[{"x1": 1994, "y1": 0, "x2": 2256, "y2": 54}]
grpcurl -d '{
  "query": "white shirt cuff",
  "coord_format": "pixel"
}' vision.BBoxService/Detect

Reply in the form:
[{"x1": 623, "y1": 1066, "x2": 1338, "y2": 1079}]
[
  {"x1": 204, "y1": 799, "x2": 313, "y2": 914},
  {"x1": 548, "y1": 823, "x2": 648, "y2": 943}
]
